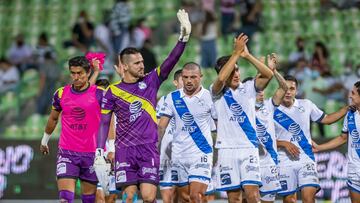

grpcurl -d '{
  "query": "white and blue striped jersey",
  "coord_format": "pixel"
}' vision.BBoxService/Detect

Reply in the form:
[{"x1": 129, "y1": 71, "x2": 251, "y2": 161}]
[
  {"x1": 210, "y1": 80, "x2": 258, "y2": 148},
  {"x1": 256, "y1": 99, "x2": 279, "y2": 166},
  {"x1": 160, "y1": 87, "x2": 216, "y2": 158},
  {"x1": 274, "y1": 99, "x2": 324, "y2": 165},
  {"x1": 342, "y1": 110, "x2": 360, "y2": 166}
]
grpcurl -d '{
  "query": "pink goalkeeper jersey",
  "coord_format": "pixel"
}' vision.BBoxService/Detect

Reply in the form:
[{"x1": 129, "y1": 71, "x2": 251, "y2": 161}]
[{"x1": 52, "y1": 84, "x2": 103, "y2": 152}]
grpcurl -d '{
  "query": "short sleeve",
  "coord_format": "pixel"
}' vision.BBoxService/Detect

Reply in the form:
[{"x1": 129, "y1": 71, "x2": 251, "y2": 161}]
[
  {"x1": 309, "y1": 100, "x2": 325, "y2": 122},
  {"x1": 159, "y1": 93, "x2": 174, "y2": 118},
  {"x1": 244, "y1": 79, "x2": 257, "y2": 98},
  {"x1": 265, "y1": 99, "x2": 275, "y2": 113},
  {"x1": 101, "y1": 86, "x2": 116, "y2": 115},
  {"x1": 156, "y1": 96, "x2": 165, "y2": 119},
  {"x1": 51, "y1": 87, "x2": 63, "y2": 112},
  {"x1": 209, "y1": 83, "x2": 224, "y2": 102},
  {"x1": 342, "y1": 113, "x2": 349, "y2": 134}
]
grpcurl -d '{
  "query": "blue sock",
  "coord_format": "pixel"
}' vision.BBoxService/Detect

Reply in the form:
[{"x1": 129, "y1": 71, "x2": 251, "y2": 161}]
[
  {"x1": 81, "y1": 194, "x2": 96, "y2": 203},
  {"x1": 122, "y1": 192, "x2": 139, "y2": 203},
  {"x1": 59, "y1": 190, "x2": 74, "y2": 203}
]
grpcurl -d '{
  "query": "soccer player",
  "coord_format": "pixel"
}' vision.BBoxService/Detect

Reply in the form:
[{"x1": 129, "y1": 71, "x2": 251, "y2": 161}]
[
  {"x1": 156, "y1": 69, "x2": 183, "y2": 203},
  {"x1": 95, "y1": 9, "x2": 191, "y2": 203},
  {"x1": 40, "y1": 56, "x2": 103, "y2": 203},
  {"x1": 254, "y1": 54, "x2": 288, "y2": 203},
  {"x1": 158, "y1": 62, "x2": 217, "y2": 203},
  {"x1": 312, "y1": 81, "x2": 360, "y2": 203},
  {"x1": 211, "y1": 33, "x2": 273, "y2": 203},
  {"x1": 274, "y1": 75, "x2": 349, "y2": 203}
]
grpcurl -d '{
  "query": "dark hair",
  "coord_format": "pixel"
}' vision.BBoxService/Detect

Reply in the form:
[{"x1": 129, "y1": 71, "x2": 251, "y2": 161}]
[
  {"x1": 174, "y1": 69, "x2": 182, "y2": 81},
  {"x1": 95, "y1": 79, "x2": 110, "y2": 88},
  {"x1": 119, "y1": 47, "x2": 140, "y2": 62},
  {"x1": 284, "y1": 75, "x2": 298, "y2": 87},
  {"x1": 314, "y1": 41, "x2": 329, "y2": 58},
  {"x1": 354, "y1": 81, "x2": 360, "y2": 95},
  {"x1": 242, "y1": 77, "x2": 254, "y2": 83},
  {"x1": 183, "y1": 62, "x2": 201, "y2": 74},
  {"x1": 215, "y1": 55, "x2": 231, "y2": 74},
  {"x1": 39, "y1": 32, "x2": 48, "y2": 42},
  {"x1": 68, "y1": 56, "x2": 91, "y2": 73},
  {"x1": 0, "y1": 57, "x2": 10, "y2": 64}
]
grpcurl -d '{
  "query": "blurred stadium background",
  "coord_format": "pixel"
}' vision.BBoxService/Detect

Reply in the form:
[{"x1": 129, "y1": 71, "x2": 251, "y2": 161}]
[{"x1": 0, "y1": 0, "x2": 359, "y2": 202}]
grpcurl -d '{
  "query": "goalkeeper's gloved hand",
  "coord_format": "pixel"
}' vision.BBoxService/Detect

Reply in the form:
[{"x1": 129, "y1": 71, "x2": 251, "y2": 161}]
[
  {"x1": 94, "y1": 148, "x2": 111, "y2": 195},
  {"x1": 177, "y1": 9, "x2": 191, "y2": 42}
]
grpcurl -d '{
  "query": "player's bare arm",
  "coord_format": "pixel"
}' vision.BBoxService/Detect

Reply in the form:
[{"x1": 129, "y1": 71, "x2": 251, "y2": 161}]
[
  {"x1": 40, "y1": 109, "x2": 61, "y2": 155},
  {"x1": 241, "y1": 46, "x2": 273, "y2": 91},
  {"x1": 312, "y1": 133, "x2": 348, "y2": 153},
  {"x1": 212, "y1": 33, "x2": 248, "y2": 95},
  {"x1": 320, "y1": 105, "x2": 349, "y2": 124},
  {"x1": 269, "y1": 53, "x2": 288, "y2": 106}
]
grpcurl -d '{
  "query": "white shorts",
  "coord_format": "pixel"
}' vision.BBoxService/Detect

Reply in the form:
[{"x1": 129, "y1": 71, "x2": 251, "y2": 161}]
[
  {"x1": 205, "y1": 164, "x2": 218, "y2": 195},
  {"x1": 216, "y1": 148, "x2": 261, "y2": 191},
  {"x1": 171, "y1": 154, "x2": 213, "y2": 187},
  {"x1": 160, "y1": 159, "x2": 173, "y2": 190},
  {"x1": 278, "y1": 161, "x2": 320, "y2": 196},
  {"x1": 347, "y1": 163, "x2": 360, "y2": 194},
  {"x1": 259, "y1": 164, "x2": 281, "y2": 200}
]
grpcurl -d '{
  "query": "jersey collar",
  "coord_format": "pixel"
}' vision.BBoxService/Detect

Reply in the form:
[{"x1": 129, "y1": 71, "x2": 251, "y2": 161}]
[{"x1": 179, "y1": 86, "x2": 205, "y2": 99}]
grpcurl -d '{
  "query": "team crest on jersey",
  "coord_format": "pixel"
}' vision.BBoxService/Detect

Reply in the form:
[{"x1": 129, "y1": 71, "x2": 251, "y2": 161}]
[
  {"x1": 297, "y1": 106, "x2": 305, "y2": 113},
  {"x1": 129, "y1": 100, "x2": 143, "y2": 122},
  {"x1": 138, "y1": 81, "x2": 147, "y2": 90},
  {"x1": 238, "y1": 87, "x2": 246, "y2": 94},
  {"x1": 351, "y1": 129, "x2": 360, "y2": 142}
]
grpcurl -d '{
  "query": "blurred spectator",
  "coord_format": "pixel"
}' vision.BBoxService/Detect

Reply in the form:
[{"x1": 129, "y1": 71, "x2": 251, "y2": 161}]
[
  {"x1": 237, "y1": 0, "x2": 262, "y2": 39},
  {"x1": 220, "y1": 0, "x2": 236, "y2": 42},
  {"x1": 64, "y1": 10, "x2": 95, "y2": 52},
  {"x1": 94, "y1": 10, "x2": 115, "y2": 79},
  {"x1": 340, "y1": 62, "x2": 360, "y2": 103},
  {"x1": 140, "y1": 40, "x2": 158, "y2": 74},
  {"x1": 288, "y1": 37, "x2": 308, "y2": 65},
  {"x1": 36, "y1": 51, "x2": 60, "y2": 115},
  {"x1": 182, "y1": 0, "x2": 204, "y2": 38},
  {"x1": 303, "y1": 70, "x2": 327, "y2": 137},
  {"x1": 288, "y1": 58, "x2": 312, "y2": 98},
  {"x1": 200, "y1": 10, "x2": 217, "y2": 68},
  {"x1": 127, "y1": 23, "x2": 146, "y2": 49},
  {"x1": 137, "y1": 18, "x2": 152, "y2": 41},
  {"x1": 311, "y1": 41, "x2": 330, "y2": 75},
  {"x1": 6, "y1": 34, "x2": 33, "y2": 74},
  {"x1": 313, "y1": 71, "x2": 345, "y2": 102},
  {"x1": 33, "y1": 32, "x2": 57, "y2": 65},
  {"x1": 0, "y1": 58, "x2": 20, "y2": 93},
  {"x1": 202, "y1": 0, "x2": 215, "y2": 12},
  {"x1": 109, "y1": 0, "x2": 131, "y2": 54}
]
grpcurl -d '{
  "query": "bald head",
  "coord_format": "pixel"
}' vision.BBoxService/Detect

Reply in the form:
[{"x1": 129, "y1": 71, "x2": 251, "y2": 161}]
[{"x1": 183, "y1": 62, "x2": 202, "y2": 75}]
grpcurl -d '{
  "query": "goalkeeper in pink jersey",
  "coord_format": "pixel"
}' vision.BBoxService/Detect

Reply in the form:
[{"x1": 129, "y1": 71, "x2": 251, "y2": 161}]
[{"x1": 40, "y1": 56, "x2": 104, "y2": 203}]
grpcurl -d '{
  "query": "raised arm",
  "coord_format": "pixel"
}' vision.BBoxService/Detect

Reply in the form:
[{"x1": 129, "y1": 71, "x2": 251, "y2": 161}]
[
  {"x1": 242, "y1": 47, "x2": 273, "y2": 91},
  {"x1": 268, "y1": 54, "x2": 288, "y2": 106},
  {"x1": 158, "y1": 9, "x2": 191, "y2": 82},
  {"x1": 89, "y1": 59, "x2": 100, "y2": 85},
  {"x1": 212, "y1": 34, "x2": 248, "y2": 95},
  {"x1": 320, "y1": 105, "x2": 348, "y2": 124},
  {"x1": 312, "y1": 133, "x2": 347, "y2": 152}
]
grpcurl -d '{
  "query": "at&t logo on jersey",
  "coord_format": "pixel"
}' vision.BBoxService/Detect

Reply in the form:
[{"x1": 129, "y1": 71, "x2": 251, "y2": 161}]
[
  {"x1": 181, "y1": 112, "x2": 197, "y2": 132},
  {"x1": 351, "y1": 129, "x2": 360, "y2": 142},
  {"x1": 289, "y1": 123, "x2": 302, "y2": 142},
  {"x1": 229, "y1": 103, "x2": 246, "y2": 123},
  {"x1": 129, "y1": 100, "x2": 143, "y2": 122},
  {"x1": 256, "y1": 123, "x2": 269, "y2": 143}
]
